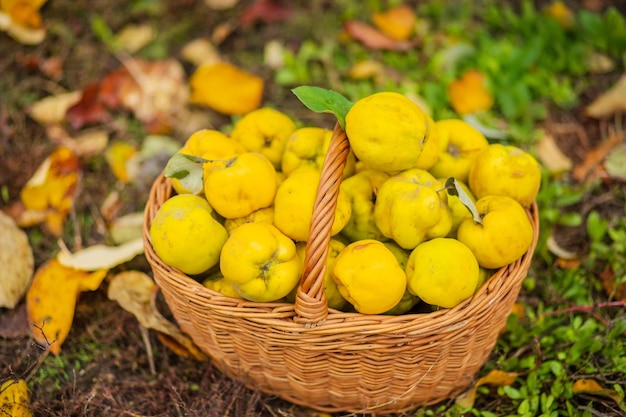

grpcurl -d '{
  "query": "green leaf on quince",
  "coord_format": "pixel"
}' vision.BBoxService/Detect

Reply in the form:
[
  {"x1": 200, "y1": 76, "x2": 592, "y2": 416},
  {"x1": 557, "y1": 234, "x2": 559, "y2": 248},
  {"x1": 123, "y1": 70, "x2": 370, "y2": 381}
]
[
  {"x1": 445, "y1": 177, "x2": 482, "y2": 225},
  {"x1": 292, "y1": 86, "x2": 353, "y2": 130},
  {"x1": 164, "y1": 153, "x2": 208, "y2": 195}
]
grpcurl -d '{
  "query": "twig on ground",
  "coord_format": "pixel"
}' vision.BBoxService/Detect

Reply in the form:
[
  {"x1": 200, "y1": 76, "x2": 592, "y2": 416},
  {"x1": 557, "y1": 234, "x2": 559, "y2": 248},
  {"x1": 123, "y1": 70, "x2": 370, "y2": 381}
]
[{"x1": 139, "y1": 325, "x2": 156, "y2": 375}]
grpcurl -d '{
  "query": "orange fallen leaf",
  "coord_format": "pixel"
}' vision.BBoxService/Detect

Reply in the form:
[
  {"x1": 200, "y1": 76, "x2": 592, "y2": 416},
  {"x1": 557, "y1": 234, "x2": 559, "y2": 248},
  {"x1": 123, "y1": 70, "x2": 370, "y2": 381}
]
[
  {"x1": 372, "y1": 5, "x2": 416, "y2": 41},
  {"x1": 544, "y1": 1, "x2": 575, "y2": 30},
  {"x1": 19, "y1": 146, "x2": 81, "y2": 236},
  {"x1": 599, "y1": 267, "x2": 626, "y2": 302},
  {"x1": 189, "y1": 61, "x2": 264, "y2": 115},
  {"x1": 0, "y1": 379, "x2": 33, "y2": 417},
  {"x1": 585, "y1": 74, "x2": 626, "y2": 119},
  {"x1": 572, "y1": 132, "x2": 623, "y2": 182},
  {"x1": 456, "y1": 369, "x2": 520, "y2": 408},
  {"x1": 572, "y1": 379, "x2": 623, "y2": 405},
  {"x1": 0, "y1": 211, "x2": 34, "y2": 309},
  {"x1": 107, "y1": 271, "x2": 207, "y2": 361},
  {"x1": 0, "y1": 0, "x2": 47, "y2": 44},
  {"x1": 343, "y1": 20, "x2": 414, "y2": 51},
  {"x1": 26, "y1": 259, "x2": 108, "y2": 354},
  {"x1": 448, "y1": 70, "x2": 494, "y2": 115}
]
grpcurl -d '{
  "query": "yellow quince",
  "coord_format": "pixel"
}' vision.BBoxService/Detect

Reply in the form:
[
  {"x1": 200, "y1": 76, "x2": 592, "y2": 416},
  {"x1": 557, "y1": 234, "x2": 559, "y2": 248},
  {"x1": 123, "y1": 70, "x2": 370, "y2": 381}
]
[
  {"x1": 223, "y1": 206, "x2": 274, "y2": 234},
  {"x1": 149, "y1": 194, "x2": 228, "y2": 275},
  {"x1": 230, "y1": 107, "x2": 297, "y2": 169},
  {"x1": 468, "y1": 143, "x2": 541, "y2": 207},
  {"x1": 204, "y1": 152, "x2": 276, "y2": 219},
  {"x1": 374, "y1": 168, "x2": 452, "y2": 249},
  {"x1": 273, "y1": 167, "x2": 352, "y2": 242},
  {"x1": 345, "y1": 92, "x2": 430, "y2": 172},
  {"x1": 220, "y1": 223, "x2": 301, "y2": 302},
  {"x1": 406, "y1": 237, "x2": 479, "y2": 308},
  {"x1": 331, "y1": 239, "x2": 406, "y2": 314},
  {"x1": 456, "y1": 195, "x2": 534, "y2": 269},
  {"x1": 340, "y1": 169, "x2": 389, "y2": 242}
]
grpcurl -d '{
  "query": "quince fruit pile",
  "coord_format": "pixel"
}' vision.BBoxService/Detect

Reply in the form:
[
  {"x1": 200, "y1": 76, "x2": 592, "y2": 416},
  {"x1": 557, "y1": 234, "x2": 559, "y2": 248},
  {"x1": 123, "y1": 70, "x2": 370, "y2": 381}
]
[{"x1": 150, "y1": 91, "x2": 540, "y2": 315}]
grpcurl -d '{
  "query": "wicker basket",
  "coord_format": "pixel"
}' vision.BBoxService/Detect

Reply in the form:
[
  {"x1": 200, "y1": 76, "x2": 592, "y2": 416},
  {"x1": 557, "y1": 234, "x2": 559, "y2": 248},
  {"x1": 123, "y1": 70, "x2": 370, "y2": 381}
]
[{"x1": 143, "y1": 123, "x2": 539, "y2": 414}]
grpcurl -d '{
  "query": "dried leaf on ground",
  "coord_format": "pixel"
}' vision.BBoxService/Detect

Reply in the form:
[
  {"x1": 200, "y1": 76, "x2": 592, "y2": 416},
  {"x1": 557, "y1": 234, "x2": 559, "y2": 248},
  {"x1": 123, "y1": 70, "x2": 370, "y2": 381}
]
[
  {"x1": 347, "y1": 60, "x2": 385, "y2": 82},
  {"x1": 372, "y1": 5, "x2": 416, "y2": 41},
  {"x1": 543, "y1": 1, "x2": 575, "y2": 29},
  {"x1": 57, "y1": 237, "x2": 144, "y2": 271},
  {"x1": 181, "y1": 38, "x2": 221, "y2": 67},
  {"x1": 536, "y1": 132, "x2": 573, "y2": 174},
  {"x1": 456, "y1": 370, "x2": 520, "y2": 408},
  {"x1": 27, "y1": 91, "x2": 82, "y2": 125},
  {"x1": 0, "y1": 304, "x2": 30, "y2": 338},
  {"x1": 572, "y1": 132, "x2": 623, "y2": 182},
  {"x1": 604, "y1": 143, "x2": 626, "y2": 181},
  {"x1": 18, "y1": 146, "x2": 81, "y2": 236},
  {"x1": 26, "y1": 260, "x2": 108, "y2": 354},
  {"x1": 67, "y1": 58, "x2": 189, "y2": 134},
  {"x1": 189, "y1": 61, "x2": 264, "y2": 115},
  {"x1": 448, "y1": 70, "x2": 493, "y2": 115},
  {"x1": 0, "y1": 0, "x2": 47, "y2": 45},
  {"x1": 599, "y1": 267, "x2": 626, "y2": 302},
  {"x1": 239, "y1": 0, "x2": 291, "y2": 28},
  {"x1": 46, "y1": 126, "x2": 109, "y2": 157},
  {"x1": 585, "y1": 74, "x2": 626, "y2": 118},
  {"x1": 0, "y1": 211, "x2": 34, "y2": 308},
  {"x1": 114, "y1": 24, "x2": 155, "y2": 53},
  {"x1": 572, "y1": 379, "x2": 623, "y2": 405},
  {"x1": 109, "y1": 212, "x2": 145, "y2": 244},
  {"x1": 105, "y1": 141, "x2": 138, "y2": 183},
  {"x1": 0, "y1": 379, "x2": 33, "y2": 417},
  {"x1": 204, "y1": 0, "x2": 238, "y2": 10},
  {"x1": 343, "y1": 20, "x2": 414, "y2": 51},
  {"x1": 107, "y1": 271, "x2": 207, "y2": 361}
]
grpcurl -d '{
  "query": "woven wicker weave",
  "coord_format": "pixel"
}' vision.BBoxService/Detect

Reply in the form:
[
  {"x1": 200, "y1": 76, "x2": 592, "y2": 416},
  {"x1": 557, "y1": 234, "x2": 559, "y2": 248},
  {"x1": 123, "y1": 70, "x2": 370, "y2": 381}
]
[{"x1": 143, "y1": 123, "x2": 539, "y2": 414}]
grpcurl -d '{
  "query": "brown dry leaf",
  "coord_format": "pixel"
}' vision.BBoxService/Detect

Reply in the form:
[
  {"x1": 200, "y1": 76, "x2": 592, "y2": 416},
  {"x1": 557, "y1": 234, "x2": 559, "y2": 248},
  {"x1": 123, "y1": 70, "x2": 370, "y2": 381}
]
[
  {"x1": 19, "y1": 146, "x2": 81, "y2": 236},
  {"x1": 115, "y1": 24, "x2": 155, "y2": 53},
  {"x1": 585, "y1": 74, "x2": 626, "y2": 118},
  {"x1": 448, "y1": 70, "x2": 494, "y2": 115},
  {"x1": 372, "y1": 5, "x2": 416, "y2": 41},
  {"x1": 0, "y1": 211, "x2": 34, "y2": 308},
  {"x1": 26, "y1": 259, "x2": 108, "y2": 354},
  {"x1": 107, "y1": 271, "x2": 207, "y2": 361},
  {"x1": 239, "y1": 0, "x2": 291, "y2": 28},
  {"x1": 343, "y1": 20, "x2": 414, "y2": 51},
  {"x1": 46, "y1": 126, "x2": 109, "y2": 157},
  {"x1": 572, "y1": 132, "x2": 623, "y2": 182},
  {"x1": 0, "y1": 379, "x2": 33, "y2": 417},
  {"x1": 599, "y1": 267, "x2": 626, "y2": 302},
  {"x1": 65, "y1": 82, "x2": 111, "y2": 129},
  {"x1": 27, "y1": 90, "x2": 82, "y2": 125},
  {"x1": 0, "y1": 304, "x2": 30, "y2": 338},
  {"x1": 572, "y1": 379, "x2": 623, "y2": 405},
  {"x1": 57, "y1": 237, "x2": 144, "y2": 271},
  {"x1": 456, "y1": 370, "x2": 520, "y2": 408},
  {"x1": 189, "y1": 61, "x2": 264, "y2": 115},
  {"x1": 536, "y1": 132, "x2": 573, "y2": 174}
]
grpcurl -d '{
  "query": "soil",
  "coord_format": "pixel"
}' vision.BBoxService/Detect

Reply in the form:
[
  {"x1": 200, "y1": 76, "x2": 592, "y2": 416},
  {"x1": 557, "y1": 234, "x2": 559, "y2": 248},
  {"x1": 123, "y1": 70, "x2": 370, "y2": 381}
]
[{"x1": 1, "y1": 1, "x2": 625, "y2": 416}]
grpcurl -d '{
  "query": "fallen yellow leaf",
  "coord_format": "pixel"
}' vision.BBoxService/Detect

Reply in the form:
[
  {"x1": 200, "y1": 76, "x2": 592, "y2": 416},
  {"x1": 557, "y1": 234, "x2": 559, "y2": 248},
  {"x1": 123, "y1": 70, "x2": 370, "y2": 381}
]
[
  {"x1": 189, "y1": 61, "x2": 264, "y2": 115},
  {"x1": 544, "y1": 1, "x2": 575, "y2": 30},
  {"x1": 456, "y1": 369, "x2": 520, "y2": 408},
  {"x1": 0, "y1": 0, "x2": 46, "y2": 44},
  {"x1": 105, "y1": 141, "x2": 137, "y2": 183},
  {"x1": 26, "y1": 259, "x2": 108, "y2": 354},
  {"x1": 448, "y1": 70, "x2": 493, "y2": 115},
  {"x1": 19, "y1": 146, "x2": 81, "y2": 236},
  {"x1": 57, "y1": 237, "x2": 144, "y2": 271},
  {"x1": 0, "y1": 379, "x2": 32, "y2": 417},
  {"x1": 27, "y1": 91, "x2": 82, "y2": 125},
  {"x1": 573, "y1": 379, "x2": 623, "y2": 405},
  {"x1": 107, "y1": 271, "x2": 207, "y2": 361},
  {"x1": 372, "y1": 5, "x2": 416, "y2": 41}
]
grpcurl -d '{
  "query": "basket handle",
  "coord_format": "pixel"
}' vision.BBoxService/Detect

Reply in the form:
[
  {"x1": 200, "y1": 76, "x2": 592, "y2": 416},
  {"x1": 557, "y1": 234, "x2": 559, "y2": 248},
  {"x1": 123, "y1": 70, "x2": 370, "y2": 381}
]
[{"x1": 294, "y1": 122, "x2": 350, "y2": 327}]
